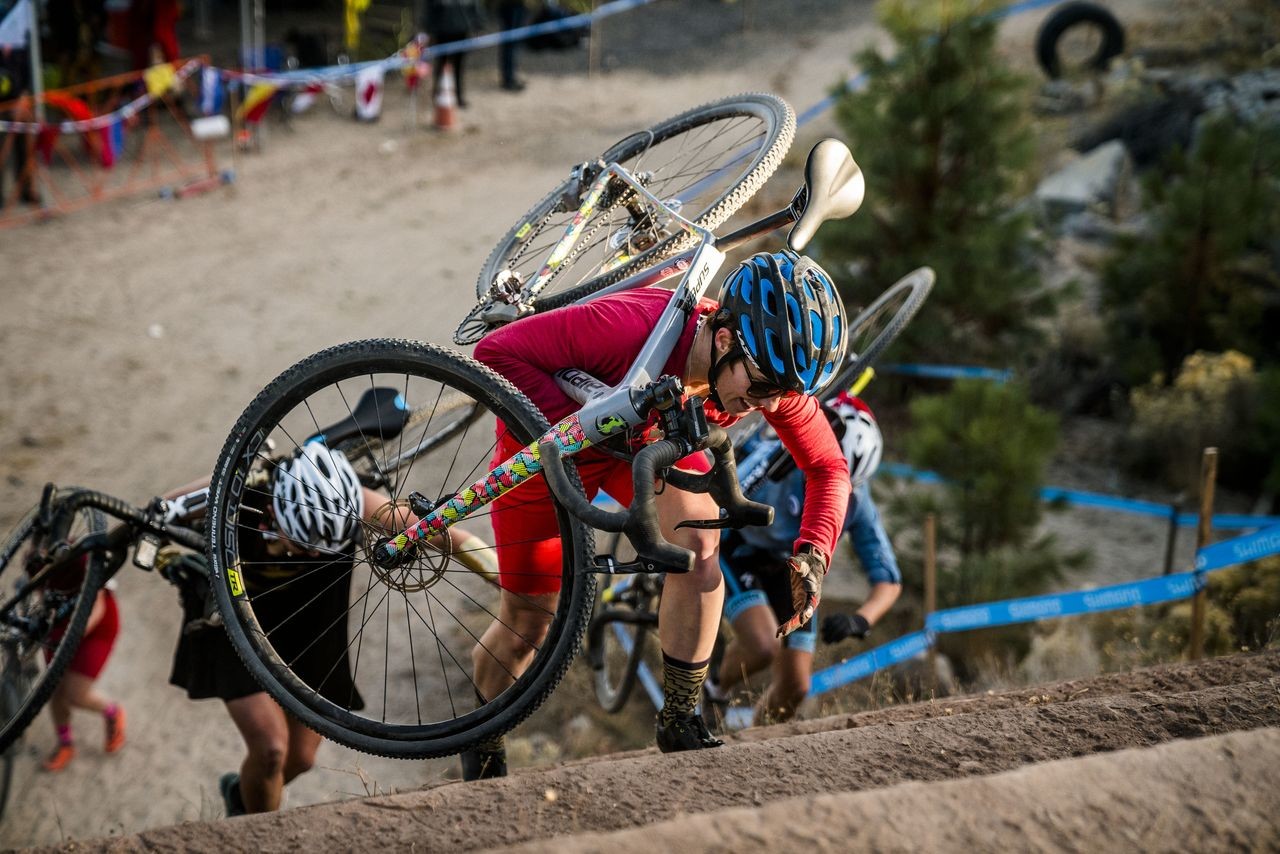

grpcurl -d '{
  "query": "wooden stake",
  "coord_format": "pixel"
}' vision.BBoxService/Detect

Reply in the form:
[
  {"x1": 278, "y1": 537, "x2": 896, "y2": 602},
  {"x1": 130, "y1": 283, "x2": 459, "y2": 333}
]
[
  {"x1": 1188, "y1": 447, "x2": 1218, "y2": 660},
  {"x1": 924, "y1": 512, "x2": 937, "y2": 695}
]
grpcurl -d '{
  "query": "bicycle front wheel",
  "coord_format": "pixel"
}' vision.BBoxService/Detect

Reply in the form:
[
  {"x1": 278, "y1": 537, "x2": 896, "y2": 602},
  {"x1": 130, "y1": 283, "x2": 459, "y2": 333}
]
[
  {"x1": 0, "y1": 495, "x2": 107, "y2": 753},
  {"x1": 465, "y1": 94, "x2": 795, "y2": 339},
  {"x1": 207, "y1": 339, "x2": 596, "y2": 759},
  {"x1": 830, "y1": 267, "x2": 935, "y2": 394},
  {"x1": 586, "y1": 530, "x2": 654, "y2": 714}
]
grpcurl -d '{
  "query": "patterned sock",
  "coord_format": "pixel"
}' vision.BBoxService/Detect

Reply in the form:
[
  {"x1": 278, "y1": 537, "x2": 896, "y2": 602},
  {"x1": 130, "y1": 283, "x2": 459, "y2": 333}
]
[
  {"x1": 474, "y1": 690, "x2": 505, "y2": 754},
  {"x1": 658, "y1": 652, "x2": 710, "y2": 727},
  {"x1": 56, "y1": 724, "x2": 73, "y2": 745}
]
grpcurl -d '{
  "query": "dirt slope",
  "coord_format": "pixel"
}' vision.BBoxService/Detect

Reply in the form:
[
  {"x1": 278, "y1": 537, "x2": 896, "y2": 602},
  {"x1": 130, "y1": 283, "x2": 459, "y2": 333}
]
[
  {"x1": 60, "y1": 651, "x2": 1280, "y2": 853},
  {"x1": 501, "y1": 728, "x2": 1280, "y2": 854}
]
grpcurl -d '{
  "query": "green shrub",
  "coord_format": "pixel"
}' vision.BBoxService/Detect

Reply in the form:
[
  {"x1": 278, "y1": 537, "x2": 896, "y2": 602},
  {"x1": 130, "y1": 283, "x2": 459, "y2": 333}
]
[
  {"x1": 904, "y1": 380, "x2": 1060, "y2": 553},
  {"x1": 1209, "y1": 556, "x2": 1280, "y2": 650},
  {"x1": 890, "y1": 380, "x2": 1087, "y2": 682},
  {"x1": 1125, "y1": 350, "x2": 1259, "y2": 490}
]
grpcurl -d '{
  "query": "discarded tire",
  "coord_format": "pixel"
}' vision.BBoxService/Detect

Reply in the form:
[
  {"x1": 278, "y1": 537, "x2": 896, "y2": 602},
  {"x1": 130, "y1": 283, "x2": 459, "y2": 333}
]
[{"x1": 1036, "y1": 1, "x2": 1125, "y2": 79}]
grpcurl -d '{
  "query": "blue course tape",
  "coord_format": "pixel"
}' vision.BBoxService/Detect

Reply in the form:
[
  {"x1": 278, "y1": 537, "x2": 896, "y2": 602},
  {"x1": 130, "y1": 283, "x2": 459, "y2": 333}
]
[
  {"x1": 420, "y1": 0, "x2": 653, "y2": 58},
  {"x1": 1195, "y1": 524, "x2": 1280, "y2": 573},
  {"x1": 879, "y1": 462, "x2": 945, "y2": 485},
  {"x1": 810, "y1": 630, "x2": 934, "y2": 695},
  {"x1": 808, "y1": 514, "x2": 1280, "y2": 697},
  {"x1": 923, "y1": 571, "x2": 1204, "y2": 634},
  {"x1": 881, "y1": 463, "x2": 1280, "y2": 531},
  {"x1": 879, "y1": 363, "x2": 1013, "y2": 383}
]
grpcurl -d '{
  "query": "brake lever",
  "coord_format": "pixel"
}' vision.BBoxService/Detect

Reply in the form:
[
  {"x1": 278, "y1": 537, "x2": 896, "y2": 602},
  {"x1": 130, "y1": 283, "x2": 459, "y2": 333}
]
[{"x1": 674, "y1": 513, "x2": 734, "y2": 531}]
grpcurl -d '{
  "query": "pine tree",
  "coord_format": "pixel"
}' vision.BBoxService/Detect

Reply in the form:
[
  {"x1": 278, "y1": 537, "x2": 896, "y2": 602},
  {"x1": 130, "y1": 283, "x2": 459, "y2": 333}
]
[
  {"x1": 892, "y1": 379, "x2": 1084, "y2": 680},
  {"x1": 904, "y1": 379, "x2": 1059, "y2": 556},
  {"x1": 1102, "y1": 114, "x2": 1280, "y2": 386},
  {"x1": 816, "y1": 0, "x2": 1050, "y2": 367}
]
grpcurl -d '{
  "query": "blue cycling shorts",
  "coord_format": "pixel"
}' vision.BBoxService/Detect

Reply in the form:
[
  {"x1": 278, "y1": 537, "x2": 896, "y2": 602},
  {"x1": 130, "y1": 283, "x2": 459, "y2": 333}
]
[{"x1": 719, "y1": 530, "x2": 816, "y2": 654}]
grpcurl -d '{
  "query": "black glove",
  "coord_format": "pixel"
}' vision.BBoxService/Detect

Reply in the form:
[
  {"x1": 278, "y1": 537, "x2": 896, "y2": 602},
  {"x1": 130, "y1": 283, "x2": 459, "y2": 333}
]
[
  {"x1": 821, "y1": 612, "x2": 871, "y2": 644},
  {"x1": 776, "y1": 547, "x2": 827, "y2": 638}
]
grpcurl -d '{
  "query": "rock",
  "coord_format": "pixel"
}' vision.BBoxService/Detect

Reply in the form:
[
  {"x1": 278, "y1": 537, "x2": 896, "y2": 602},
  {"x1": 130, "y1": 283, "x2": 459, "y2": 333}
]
[
  {"x1": 1035, "y1": 140, "x2": 1132, "y2": 225},
  {"x1": 1034, "y1": 79, "x2": 1101, "y2": 116}
]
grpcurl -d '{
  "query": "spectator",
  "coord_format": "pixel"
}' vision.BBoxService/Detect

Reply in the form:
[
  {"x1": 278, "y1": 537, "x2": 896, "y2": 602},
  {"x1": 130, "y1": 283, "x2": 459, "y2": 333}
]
[
  {"x1": 41, "y1": 582, "x2": 126, "y2": 772},
  {"x1": 45, "y1": 0, "x2": 105, "y2": 86},
  {"x1": 126, "y1": 0, "x2": 179, "y2": 71},
  {"x1": 424, "y1": 0, "x2": 484, "y2": 108},
  {"x1": 496, "y1": 0, "x2": 528, "y2": 92},
  {"x1": 0, "y1": 41, "x2": 39, "y2": 207}
]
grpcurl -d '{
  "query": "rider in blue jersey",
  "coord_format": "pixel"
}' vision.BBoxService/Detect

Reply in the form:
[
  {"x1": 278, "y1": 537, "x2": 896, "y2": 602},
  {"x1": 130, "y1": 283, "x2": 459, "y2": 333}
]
[{"x1": 710, "y1": 393, "x2": 902, "y2": 723}]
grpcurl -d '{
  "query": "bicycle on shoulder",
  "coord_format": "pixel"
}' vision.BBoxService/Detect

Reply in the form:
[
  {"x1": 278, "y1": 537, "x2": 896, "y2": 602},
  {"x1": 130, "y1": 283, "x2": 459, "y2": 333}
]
[{"x1": 205, "y1": 92, "x2": 936, "y2": 759}]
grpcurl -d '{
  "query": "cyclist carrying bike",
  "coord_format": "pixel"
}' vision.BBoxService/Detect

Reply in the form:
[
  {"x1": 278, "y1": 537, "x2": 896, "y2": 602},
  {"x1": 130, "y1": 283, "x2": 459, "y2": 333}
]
[
  {"x1": 709, "y1": 392, "x2": 902, "y2": 724},
  {"x1": 466, "y1": 249, "x2": 852, "y2": 778},
  {"x1": 167, "y1": 443, "x2": 414, "y2": 816}
]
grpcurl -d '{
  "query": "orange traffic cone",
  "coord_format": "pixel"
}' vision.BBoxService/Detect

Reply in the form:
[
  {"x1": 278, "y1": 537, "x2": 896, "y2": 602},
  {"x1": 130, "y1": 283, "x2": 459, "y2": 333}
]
[{"x1": 434, "y1": 64, "x2": 458, "y2": 131}]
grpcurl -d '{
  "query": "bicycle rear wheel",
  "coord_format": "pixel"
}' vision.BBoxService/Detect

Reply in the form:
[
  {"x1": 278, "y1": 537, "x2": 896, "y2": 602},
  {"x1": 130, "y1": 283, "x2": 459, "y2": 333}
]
[
  {"x1": 460, "y1": 93, "x2": 795, "y2": 344},
  {"x1": 207, "y1": 339, "x2": 596, "y2": 759},
  {"x1": 830, "y1": 267, "x2": 935, "y2": 394},
  {"x1": 0, "y1": 495, "x2": 107, "y2": 753}
]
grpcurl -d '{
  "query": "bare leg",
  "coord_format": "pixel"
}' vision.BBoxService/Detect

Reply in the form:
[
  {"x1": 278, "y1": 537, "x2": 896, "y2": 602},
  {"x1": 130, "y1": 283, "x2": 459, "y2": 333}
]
[
  {"x1": 757, "y1": 647, "x2": 813, "y2": 723},
  {"x1": 47, "y1": 593, "x2": 111, "y2": 728},
  {"x1": 656, "y1": 486, "x2": 723, "y2": 663},
  {"x1": 716, "y1": 605, "x2": 779, "y2": 692},
  {"x1": 283, "y1": 715, "x2": 323, "y2": 784},
  {"x1": 225, "y1": 693, "x2": 290, "y2": 813},
  {"x1": 47, "y1": 671, "x2": 112, "y2": 727},
  {"x1": 472, "y1": 590, "x2": 558, "y2": 703}
]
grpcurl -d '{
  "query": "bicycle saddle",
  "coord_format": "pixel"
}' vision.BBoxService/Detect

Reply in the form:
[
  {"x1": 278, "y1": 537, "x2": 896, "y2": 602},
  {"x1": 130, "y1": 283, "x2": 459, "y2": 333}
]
[
  {"x1": 305, "y1": 386, "x2": 409, "y2": 446},
  {"x1": 788, "y1": 138, "x2": 865, "y2": 252}
]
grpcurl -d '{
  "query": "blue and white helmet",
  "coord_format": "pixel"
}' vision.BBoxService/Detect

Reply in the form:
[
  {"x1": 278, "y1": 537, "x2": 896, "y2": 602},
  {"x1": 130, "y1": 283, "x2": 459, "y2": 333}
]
[
  {"x1": 718, "y1": 250, "x2": 848, "y2": 396},
  {"x1": 272, "y1": 443, "x2": 364, "y2": 554}
]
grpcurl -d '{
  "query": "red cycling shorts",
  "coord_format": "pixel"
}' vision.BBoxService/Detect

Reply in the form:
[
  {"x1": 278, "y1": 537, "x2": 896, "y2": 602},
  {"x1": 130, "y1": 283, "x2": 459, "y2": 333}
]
[
  {"x1": 45, "y1": 588, "x2": 120, "y2": 680},
  {"x1": 489, "y1": 426, "x2": 711, "y2": 596}
]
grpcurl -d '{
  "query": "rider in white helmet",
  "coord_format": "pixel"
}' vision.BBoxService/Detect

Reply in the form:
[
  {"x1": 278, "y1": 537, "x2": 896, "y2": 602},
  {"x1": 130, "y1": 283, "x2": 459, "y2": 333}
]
[
  {"x1": 710, "y1": 391, "x2": 901, "y2": 724},
  {"x1": 170, "y1": 441, "x2": 391, "y2": 817},
  {"x1": 831, "y1": 391, "x2": 883, "y2": 489}
]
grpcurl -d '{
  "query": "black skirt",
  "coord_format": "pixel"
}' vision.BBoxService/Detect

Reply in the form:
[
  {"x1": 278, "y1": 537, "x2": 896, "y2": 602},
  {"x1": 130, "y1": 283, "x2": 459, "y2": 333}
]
[{"x1": 170, "y1": 556, "x2": 365, "y2": 711}]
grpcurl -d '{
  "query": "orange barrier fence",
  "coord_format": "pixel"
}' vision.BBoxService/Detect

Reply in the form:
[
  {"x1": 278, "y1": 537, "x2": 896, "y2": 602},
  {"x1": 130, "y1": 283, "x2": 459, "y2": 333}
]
[{"x1": 0, "y1": 57, "x2": 228, "y2": 229}]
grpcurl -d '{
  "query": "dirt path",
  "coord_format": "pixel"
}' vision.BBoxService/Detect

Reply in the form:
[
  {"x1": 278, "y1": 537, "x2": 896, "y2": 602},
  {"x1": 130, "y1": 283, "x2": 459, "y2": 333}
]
[{"x1": 54, "y1": 651, "x2": 1280, "y2": 852}]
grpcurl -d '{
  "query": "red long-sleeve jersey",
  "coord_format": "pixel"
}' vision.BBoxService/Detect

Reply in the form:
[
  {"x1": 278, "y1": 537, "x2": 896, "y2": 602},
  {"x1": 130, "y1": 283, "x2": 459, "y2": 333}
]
[{"x1": 474, "y1": 287, "x2": 850, "y2": 558}]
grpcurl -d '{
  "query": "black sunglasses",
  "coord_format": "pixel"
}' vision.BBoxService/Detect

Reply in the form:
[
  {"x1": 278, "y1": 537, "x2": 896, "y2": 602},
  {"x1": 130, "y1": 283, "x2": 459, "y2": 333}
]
[{"x1": 742, "y1": 361, "x2": 786, "y2": 400}]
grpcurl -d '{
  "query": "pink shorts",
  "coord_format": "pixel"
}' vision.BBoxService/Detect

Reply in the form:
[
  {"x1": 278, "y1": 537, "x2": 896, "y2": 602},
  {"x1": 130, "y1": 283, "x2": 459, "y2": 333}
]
[{"x1": 489, "y1": 427, "x2": 711, "y2": 595}]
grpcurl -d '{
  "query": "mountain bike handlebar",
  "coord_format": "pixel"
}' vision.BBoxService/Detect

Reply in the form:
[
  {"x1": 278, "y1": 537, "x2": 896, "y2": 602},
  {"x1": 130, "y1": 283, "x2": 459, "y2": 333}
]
[{"x1": 541, "y1": 421, "x2": 773, "y2": 575}]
